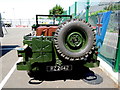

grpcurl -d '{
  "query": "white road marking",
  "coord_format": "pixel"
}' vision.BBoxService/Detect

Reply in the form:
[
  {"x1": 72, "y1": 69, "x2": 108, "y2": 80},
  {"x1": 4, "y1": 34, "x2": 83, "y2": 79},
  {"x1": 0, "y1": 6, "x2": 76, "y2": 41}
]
[{"x1": 0, "y1": 57, "x2": 23, "y2": 90}]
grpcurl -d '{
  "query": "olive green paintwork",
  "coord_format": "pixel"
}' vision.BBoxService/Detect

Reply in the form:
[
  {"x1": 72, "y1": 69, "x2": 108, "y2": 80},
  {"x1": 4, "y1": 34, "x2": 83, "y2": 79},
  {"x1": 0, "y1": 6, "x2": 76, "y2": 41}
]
[{"x1": 17, "y1": 35, "x2": 99, "y2": 71}]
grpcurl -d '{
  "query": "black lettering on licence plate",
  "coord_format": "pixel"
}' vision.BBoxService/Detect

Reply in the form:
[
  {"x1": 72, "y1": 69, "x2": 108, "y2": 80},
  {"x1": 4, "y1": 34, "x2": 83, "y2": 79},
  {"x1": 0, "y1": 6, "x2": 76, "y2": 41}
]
[{"x1": 46, "y1": 65, "x2": 72, "y2": 72}]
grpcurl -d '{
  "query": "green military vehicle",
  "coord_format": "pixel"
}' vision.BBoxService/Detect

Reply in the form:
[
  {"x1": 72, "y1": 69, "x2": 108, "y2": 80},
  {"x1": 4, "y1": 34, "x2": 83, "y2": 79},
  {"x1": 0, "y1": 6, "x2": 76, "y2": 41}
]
[{"x1": 16, "y1": 15, "x2": 100, "y2": 82}]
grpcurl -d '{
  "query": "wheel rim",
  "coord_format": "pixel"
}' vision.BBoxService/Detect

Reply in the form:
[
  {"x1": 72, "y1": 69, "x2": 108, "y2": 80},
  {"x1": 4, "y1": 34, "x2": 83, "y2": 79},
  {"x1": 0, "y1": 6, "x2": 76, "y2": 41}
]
[
  {"x1": 65, "y1": 31, "x2": 88, "y2": 52},
  {"x1": 66, "y1": 32, "x2": 83, "y2": 47}
]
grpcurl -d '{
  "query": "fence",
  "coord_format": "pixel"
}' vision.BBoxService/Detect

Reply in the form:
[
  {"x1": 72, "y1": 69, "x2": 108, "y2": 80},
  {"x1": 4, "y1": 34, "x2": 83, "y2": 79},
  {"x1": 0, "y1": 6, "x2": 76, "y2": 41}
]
[
  {"x1": 79, "y1": 11, "x2": 119, "y2": 72},
  {"x1": 64, "y1": 1, "x2": 120, "y2": 72},
  {"x1": 98, "y1": 11, "x2": 119, "y2": 72},
  {"x1": 86, "y1": 11, "x2": 119, "y2": 72},
  {"x1": 65, "y1": 1, "x2": 86, "y2": 17}
]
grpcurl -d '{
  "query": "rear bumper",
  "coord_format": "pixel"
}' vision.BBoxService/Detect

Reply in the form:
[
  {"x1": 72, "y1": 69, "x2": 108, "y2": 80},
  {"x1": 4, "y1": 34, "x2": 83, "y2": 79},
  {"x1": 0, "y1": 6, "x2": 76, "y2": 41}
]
[{"x1": 17, "y1": 60, "x2": 100, "y2": 71}]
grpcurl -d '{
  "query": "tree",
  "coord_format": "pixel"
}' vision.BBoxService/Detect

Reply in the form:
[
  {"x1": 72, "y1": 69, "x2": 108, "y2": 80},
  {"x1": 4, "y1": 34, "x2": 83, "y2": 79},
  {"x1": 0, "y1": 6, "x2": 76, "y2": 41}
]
[{"x1": 49, "y1": 5, "x2": 64, "y2": 15}]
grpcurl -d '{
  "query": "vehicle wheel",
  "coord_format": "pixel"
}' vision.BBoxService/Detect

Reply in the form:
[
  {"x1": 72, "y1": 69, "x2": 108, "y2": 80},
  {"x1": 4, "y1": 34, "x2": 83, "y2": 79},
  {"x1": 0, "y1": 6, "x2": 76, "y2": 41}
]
[{"x1": 54, "y1": 19, "x2": 96, "y2": 61}]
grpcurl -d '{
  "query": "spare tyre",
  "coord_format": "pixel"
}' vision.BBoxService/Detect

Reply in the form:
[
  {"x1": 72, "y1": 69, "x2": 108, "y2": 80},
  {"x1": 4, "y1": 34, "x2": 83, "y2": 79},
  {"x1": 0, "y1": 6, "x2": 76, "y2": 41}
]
[{"x1": 54, "y1": 19, "x2": 96, "y2": 61}]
